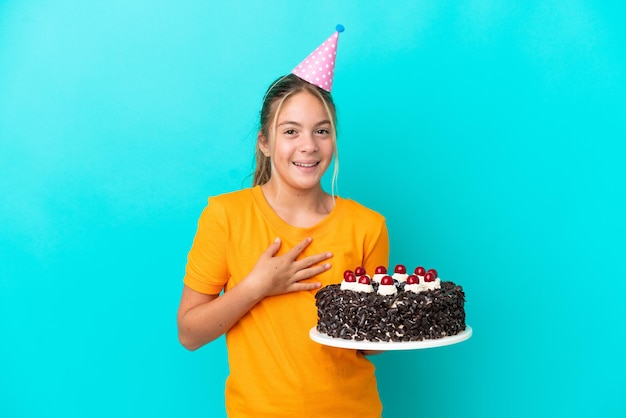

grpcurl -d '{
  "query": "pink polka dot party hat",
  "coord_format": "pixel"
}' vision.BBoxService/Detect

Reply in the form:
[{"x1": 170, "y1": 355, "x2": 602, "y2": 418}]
[{"x1": 291, "y1": 24, "x2": 344, "y2": 92}]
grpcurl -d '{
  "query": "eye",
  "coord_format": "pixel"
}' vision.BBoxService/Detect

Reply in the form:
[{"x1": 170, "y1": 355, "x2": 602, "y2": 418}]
[
  {"x1": 283, "y1": 129, "x2": 297, "y2": 136},
  {"x1": 315, "y1": 129, "x2": 331, "y2": 135}
]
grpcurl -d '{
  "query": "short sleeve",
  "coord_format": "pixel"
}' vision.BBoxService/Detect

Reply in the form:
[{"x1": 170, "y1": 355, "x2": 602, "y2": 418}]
[{"x1": 183, "y1": 197, "x2": 230, "y2": 295}]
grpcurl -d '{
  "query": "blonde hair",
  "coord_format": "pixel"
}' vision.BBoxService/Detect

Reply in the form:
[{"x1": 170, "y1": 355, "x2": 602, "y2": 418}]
[{"x1": 253, "y1": 74, "x2": 339, "y2": 197}]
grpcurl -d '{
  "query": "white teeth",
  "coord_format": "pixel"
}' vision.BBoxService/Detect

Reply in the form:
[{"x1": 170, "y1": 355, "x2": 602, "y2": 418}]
[{"x1": 293, "y1": 162, "x2": 318, "y2": 167}]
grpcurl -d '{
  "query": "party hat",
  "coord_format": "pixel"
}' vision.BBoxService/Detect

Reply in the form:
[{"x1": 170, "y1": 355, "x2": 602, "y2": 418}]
[{"x1": 291, "y1": 24, "x2": 344, "y2": 92}]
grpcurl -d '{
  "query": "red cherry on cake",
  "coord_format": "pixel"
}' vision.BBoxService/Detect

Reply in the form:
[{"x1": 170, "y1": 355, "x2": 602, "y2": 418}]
[
  {"x1": 344, "y1": 272, "x2": 356, "y2": 282},
  {"x1": 343, "y1": 270, "x2": 354, "y2": 280},
  {"x1": 358, "y1": 275, "x2": 371, "y2": 285},
  {"x1": 375, "y1": 265, "x2": 387, "y2": 274},
  {"x1": 354, "y1": 266, "x2": 366, "y2": 276},
  {"x1": 424, "y1": 272, "x2": 436, "y2": 282},
  {"x1": 394, "y1": 264, "x2": 406, "y2": 274},
  {"x1": 427, "y1": 269, "x2": 438, "y2": 278},
  {"x1": 380, "y1": 275, "x2": 394, "y2": 286},
  {"x1": 406, "y1": 274, "x2": 420, "y2": 285},
  {"x1": 414, "y1": 266, "x2": 426, "y2": 276}
]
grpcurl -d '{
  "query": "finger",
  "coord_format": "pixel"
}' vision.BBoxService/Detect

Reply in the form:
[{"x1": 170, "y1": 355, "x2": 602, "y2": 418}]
[
  {"x1": 264, "y1": 237, "x2": 282, "y2": 257},
  {"x1": 294, "y1": 262, "x2": 332, "y2": 281},
  {"x1": 286, "y1": 237, "x2": 313, "y2": 259},
  {"x1": 296, "y1": 251, "x2": 333, "y2": 270},
  {"x1": 289, "y1": 281, "x2": 322, "y2": 293}
]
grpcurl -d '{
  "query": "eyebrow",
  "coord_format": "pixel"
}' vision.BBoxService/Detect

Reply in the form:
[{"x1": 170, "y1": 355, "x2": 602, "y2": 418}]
[{"x1": 277, "y1": 120, "x2": 331, "y2": 127}]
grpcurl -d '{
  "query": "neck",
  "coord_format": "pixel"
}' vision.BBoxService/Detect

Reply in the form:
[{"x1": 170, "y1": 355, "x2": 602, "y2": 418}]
[{"x1": 260, "y1": 181, "x2": 334, "y2": 227}]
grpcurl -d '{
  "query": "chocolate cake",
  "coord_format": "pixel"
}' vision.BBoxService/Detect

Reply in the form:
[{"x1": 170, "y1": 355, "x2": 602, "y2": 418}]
[{"x1": 314, "y1": 265, "x2": 466, "y2": 342}]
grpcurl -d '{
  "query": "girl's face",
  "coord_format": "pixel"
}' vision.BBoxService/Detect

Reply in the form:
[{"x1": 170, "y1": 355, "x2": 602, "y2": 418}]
[{"x1": 260, "y1": 91, "x2": 335, "y2": 193}]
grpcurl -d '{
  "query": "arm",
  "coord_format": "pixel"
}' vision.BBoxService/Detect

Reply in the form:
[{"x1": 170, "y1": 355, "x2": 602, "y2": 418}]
[{"x1": 177, "y1": 237, "x2": 332, "y2": 351}]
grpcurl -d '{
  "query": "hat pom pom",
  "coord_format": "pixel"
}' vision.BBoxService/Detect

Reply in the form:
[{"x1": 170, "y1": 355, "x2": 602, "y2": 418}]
[{"x1": 336, "y1": 24, "x2": 345, "y2": 33}]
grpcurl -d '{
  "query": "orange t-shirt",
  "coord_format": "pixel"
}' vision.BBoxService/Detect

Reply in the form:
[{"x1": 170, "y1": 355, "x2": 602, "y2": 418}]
[{"x1": 184, "y1": 186, "x2": 389, "y2": 418}]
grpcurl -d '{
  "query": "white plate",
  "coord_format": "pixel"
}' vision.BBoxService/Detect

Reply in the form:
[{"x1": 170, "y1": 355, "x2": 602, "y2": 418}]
[{"x1": 309, "y1": 325, "x2": 472, "y2": 351}]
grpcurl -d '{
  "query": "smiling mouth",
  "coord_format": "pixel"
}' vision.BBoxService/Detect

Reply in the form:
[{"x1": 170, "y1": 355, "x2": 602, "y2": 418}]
[{"x1": 292, "y1": 162, "x2": 320, "y2": 168}]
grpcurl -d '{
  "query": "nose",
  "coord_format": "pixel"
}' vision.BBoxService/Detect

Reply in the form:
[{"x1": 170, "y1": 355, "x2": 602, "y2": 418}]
[{"x1": 299, "y1": 132, "x2": 318, "y2": 152}]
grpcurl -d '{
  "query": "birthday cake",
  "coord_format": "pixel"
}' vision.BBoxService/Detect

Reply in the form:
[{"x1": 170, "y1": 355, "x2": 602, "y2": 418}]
[{"x1": 315, "y1": 265, "x2": 466, "y2": 342}]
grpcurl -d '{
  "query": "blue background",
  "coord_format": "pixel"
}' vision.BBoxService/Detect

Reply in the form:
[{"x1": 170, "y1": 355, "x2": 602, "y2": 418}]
[{"x1": 1, "y1": 1, "x2": 625, "y2": 417}]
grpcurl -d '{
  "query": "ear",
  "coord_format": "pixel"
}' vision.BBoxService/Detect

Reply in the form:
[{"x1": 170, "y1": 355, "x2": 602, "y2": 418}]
[{"x1": 257, "y1": 131, "x2": 270, "y2": 157}]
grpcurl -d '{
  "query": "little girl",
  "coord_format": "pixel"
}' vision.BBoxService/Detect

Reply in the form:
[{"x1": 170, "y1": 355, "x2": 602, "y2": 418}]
[{"x1": 178, "y1": 28, "x2": 389, "y2": 418}]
